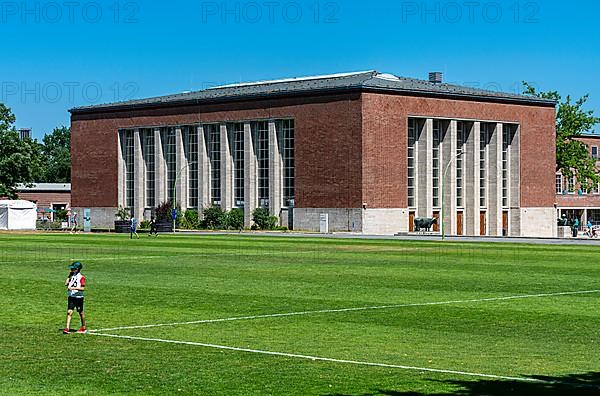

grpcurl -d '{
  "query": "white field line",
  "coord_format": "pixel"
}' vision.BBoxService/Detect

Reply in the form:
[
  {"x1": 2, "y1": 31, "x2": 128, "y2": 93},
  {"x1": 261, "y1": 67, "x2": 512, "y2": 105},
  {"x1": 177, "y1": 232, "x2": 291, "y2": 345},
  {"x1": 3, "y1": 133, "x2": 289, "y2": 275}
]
[
  {"x1": 89, "y1": 289, "x2": 600, "y2": 333},
  {"x1": 88, "y1": 332, "x2": 559, "y2": 385}
]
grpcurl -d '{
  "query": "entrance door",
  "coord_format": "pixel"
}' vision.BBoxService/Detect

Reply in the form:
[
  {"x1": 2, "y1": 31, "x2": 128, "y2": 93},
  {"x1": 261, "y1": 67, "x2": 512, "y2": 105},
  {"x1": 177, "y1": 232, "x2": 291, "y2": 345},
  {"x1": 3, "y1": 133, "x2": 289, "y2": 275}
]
[
  {"x1": 433, "y1": 211, "x2": 440, "y2": 232},
  {"x1": 502, "y1": 211, "x2": 509, "y2": 236},
  {"x1": 457, "y1": 211, "x2": 464, "y2": 236},
  {"x1": 480, "y1": 212, "x2": 487, "y2": 236},
  {"x1": 409, "y1": 211, "x2": 415, "y2": 232}
]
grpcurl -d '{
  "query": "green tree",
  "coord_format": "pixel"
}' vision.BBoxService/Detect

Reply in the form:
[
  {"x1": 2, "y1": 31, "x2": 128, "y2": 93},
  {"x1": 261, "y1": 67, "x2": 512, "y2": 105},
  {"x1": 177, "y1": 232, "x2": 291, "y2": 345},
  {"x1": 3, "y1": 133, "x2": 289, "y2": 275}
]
[
  {"x1": 0, "y1": 104, "x2": 43, "y2": 199},
  {"x1": 40, "y1": 126, "x2": 71, "y2": 183},
  {"x1": 523, "y1": 83, "x2": 600, "y2": 190}
]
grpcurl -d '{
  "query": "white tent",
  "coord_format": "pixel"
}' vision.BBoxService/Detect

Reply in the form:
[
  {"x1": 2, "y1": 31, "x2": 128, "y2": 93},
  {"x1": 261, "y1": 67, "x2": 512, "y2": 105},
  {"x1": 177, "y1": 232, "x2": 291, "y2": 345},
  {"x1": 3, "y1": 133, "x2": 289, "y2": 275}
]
[{"x1": 0, "y1": 200, "x2": 38, "y2": 231}]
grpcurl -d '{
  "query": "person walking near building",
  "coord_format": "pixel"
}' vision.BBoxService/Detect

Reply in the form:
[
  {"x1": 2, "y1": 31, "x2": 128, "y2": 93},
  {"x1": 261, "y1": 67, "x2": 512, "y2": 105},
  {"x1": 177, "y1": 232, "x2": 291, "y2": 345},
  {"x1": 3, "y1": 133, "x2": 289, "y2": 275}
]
[
  {"x1": 148, "y1": 216, "x2": 158, "y2": 237},
  {"x1": 69, "y1": 211, "x2": 78, "y2": 234},
  {"x1": 130, "y1": 215, "x2": 140, "y2": 239},
  {"x1": 64, "y1": 262, "x2": 86, "y2": 334},
  {"x1": 572, "y1": 217, "x2": 580, "y2": 238}
]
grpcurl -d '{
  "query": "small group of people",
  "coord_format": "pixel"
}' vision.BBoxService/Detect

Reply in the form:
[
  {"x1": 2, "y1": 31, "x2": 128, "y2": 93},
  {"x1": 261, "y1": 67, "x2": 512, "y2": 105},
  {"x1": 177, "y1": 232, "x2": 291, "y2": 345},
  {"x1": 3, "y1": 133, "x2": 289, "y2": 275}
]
[
  {"x1": 561, "y1": 214, "x2": 598, "y2": 238},
  {"x1": 129, "y1": 216, "x2": 159, "y2": 239}
]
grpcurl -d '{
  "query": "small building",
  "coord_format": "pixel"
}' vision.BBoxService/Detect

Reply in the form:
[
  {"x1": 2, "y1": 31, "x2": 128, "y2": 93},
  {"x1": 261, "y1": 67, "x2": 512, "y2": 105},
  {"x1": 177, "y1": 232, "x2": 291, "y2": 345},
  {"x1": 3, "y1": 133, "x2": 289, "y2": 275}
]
[
  {"x1": 17, "y1": 183, "x2": 71, "y2": 221},
  {"x1": 70, "y1": 70, "x2": 557, "y2": 236},
  {"x1": 555, "y1": 133, "x2": 600, "y2": 227}
]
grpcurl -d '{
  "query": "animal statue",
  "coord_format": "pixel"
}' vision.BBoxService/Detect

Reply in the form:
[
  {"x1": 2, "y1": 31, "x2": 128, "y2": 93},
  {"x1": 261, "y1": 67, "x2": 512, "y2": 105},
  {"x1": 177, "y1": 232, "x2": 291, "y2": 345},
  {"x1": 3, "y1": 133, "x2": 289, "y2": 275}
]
[{"x1": 414, "y1": 217, "x2": 438, "y2": 232}]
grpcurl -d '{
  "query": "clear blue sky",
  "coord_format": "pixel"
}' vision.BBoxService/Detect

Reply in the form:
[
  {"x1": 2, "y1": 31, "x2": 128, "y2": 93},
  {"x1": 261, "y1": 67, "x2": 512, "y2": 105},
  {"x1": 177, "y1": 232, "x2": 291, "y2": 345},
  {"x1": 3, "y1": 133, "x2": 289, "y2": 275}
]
[{"x1": 1, "y1": 0, "x2": 598, "y2": 140}]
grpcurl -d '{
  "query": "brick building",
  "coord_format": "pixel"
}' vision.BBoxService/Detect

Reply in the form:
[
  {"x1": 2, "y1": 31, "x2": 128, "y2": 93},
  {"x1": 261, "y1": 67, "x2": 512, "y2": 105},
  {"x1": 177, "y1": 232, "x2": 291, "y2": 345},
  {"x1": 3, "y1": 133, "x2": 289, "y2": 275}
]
[
  {"x1": 17, "y1": 183, "x2": 71, "y2": 220},
  {"x1": 70, "y1": 71, "x2": 557, "y2": 236},
  {"x1": 556, "y1": 133, "x2": 600, "y2": 226}
]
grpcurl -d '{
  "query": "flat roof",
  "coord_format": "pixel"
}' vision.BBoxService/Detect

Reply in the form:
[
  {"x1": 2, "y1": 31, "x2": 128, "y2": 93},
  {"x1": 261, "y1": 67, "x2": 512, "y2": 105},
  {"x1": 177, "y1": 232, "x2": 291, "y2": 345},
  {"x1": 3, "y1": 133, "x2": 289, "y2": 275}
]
[
  {"x1": 18, "y1": 183, "x2": 71, "y2": 192},
  {"x1": 70, "y1": 70, "x2": 557, "y2": 114}
]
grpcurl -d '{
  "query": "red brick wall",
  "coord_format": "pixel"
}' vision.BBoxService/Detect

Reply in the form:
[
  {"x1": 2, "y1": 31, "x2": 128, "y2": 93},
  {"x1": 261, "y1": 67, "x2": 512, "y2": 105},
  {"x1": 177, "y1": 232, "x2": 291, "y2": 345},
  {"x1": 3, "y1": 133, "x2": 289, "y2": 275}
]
[
  {"x1": 557, "y1": 194, "x2": 600, "y2": 207},
  {"x1": 71, "y1": 93, "x2": 363, "y2": 209},
  {"x1": 72, "y1": 91, "x2": 555, "y2": 211},
  {"x1": 361, "y1": 92, "x2": 556, "y2": 208},
  {"x1": 16, "y1": 192, "x2": 71, "y2": 208}
]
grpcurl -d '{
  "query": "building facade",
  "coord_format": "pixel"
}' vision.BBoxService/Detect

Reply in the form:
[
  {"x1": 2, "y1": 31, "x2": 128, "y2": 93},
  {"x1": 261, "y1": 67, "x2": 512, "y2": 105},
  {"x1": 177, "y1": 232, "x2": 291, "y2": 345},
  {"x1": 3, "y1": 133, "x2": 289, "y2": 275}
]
[
  {"x1": 555, "y1": 134, "x2": 600, "y2": 227},
  {"x1": 17, "y1": 183, "x2": 71, "y2": 221},
  {"x1": 70, "y1": 71, "x2": 557, "y2": 236}
]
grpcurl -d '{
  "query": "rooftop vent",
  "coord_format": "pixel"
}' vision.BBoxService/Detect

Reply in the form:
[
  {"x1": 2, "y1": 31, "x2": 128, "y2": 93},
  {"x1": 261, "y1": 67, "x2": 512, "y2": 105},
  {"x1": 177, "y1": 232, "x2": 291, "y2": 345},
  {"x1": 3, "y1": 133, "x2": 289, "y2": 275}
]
[{"x1": 429, "y1": 72, "x2": 443, "y2": 84}]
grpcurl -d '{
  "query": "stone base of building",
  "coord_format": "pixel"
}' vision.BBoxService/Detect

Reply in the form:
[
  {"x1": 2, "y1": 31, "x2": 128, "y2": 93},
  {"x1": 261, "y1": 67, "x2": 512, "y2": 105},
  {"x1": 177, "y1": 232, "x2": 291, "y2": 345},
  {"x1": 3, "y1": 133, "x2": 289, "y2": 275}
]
[
  {"x1": 292, "y1": 208, "x2": 363, "y2": 232},
  {"x1": 519, "y1": 207, "x2": 557, "y2": 237},
  {"x1": 362, "y1": 208, "x2": 408, "y2": 235},
  {"x1": 291, "y1": 208, "x2": 408, "y2": 235},
  {"x1": 75, "y1": 206, "x2": 557, "y2": 238},
  {"x1": 72, "y1": 207, "x2": 118, "y2": 229}
]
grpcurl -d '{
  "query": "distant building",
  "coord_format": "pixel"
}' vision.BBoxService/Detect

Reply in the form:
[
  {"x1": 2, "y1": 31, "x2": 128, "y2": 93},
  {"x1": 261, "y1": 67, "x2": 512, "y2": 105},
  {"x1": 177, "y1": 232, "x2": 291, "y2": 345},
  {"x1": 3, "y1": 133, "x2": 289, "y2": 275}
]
[
  {"x1": 70, "y1": 70, "x2": 557, "y2": 236},
  {"x1": 18, "y1": 128, "x2": 32, "y2": 140},
  {"x1": 555, "y1": 133, "x2": 600, "y2": 226},
  {"x1": 17, "y1": 183, "x2": 71, "y2": 221}
]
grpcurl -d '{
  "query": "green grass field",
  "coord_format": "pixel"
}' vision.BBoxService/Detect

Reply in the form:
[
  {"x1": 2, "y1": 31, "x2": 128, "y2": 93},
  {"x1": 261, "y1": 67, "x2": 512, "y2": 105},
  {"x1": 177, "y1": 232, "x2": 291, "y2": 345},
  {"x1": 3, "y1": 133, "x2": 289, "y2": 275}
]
[{"x1": 1, "y1": 233, "x2": 599, "y2": 395}]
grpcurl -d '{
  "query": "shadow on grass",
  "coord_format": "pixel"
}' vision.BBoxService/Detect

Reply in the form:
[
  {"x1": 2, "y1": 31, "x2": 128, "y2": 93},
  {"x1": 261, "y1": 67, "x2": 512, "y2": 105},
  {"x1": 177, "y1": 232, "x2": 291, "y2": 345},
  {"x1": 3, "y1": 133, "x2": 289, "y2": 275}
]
[{"x1": 322, "y1": 372, "x2": 600, "y2": 396}]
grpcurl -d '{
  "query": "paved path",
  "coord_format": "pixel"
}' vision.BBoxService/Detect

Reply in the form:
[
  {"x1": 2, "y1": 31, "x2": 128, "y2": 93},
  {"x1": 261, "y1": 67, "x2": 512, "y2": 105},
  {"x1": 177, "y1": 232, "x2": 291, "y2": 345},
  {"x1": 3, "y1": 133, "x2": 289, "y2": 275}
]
[{"x1": 172, "y1": 231, "x2": 600, "y2": 246}]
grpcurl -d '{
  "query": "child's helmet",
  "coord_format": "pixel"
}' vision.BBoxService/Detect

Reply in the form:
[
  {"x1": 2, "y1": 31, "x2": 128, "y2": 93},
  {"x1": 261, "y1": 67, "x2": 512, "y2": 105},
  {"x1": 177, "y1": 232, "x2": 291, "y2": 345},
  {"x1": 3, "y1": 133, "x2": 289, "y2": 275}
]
[{"x1": 69, "y1": 261, "x2": 83, "y2": 270}]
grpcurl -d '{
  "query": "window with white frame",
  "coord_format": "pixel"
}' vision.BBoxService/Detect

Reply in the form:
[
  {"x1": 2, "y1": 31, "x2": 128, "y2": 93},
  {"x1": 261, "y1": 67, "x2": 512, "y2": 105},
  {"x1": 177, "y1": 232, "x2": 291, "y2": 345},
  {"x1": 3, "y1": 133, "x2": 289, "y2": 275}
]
[
  {"x1": 592, "y1": 146, "x2": 598, "y2": 159},
  {"x1": 556, "y1": 173, "x2": 563, "y2": 194}
]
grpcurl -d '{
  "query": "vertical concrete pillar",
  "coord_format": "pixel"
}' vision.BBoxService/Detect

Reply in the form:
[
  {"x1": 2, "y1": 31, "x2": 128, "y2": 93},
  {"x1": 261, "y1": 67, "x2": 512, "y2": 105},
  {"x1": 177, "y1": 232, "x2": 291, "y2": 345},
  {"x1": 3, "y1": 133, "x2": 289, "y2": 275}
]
[
  {"x1": 442, "y1": 120, "x2": 457, "y2": 234},
  {"x1": 464, "y1": 122, "x2": 481, "y2": 235},
  {"x1": 488, "y1": 123, "x2": 504, "y2": 236},
  {"x1": 133, "y1": 129, "x2": 145, "y2": 220},
  {"x1": 417, "y1": 119, "x2": 433, "y2": 218},
  {"x1": 269, "y1": 120, "x2": 282, "y2": 218},
  {"x1": 244, "y1": 122, "x2": 258, "y2": 226},
  {"x1": 509, "y1": 125, "x2": 521, "y2": 236},
  {"x1": 198, "y1": 125, "x2": 210, "y2": 212},
  {"x1": 117, "y1": 130, "x2": 126, "y2": 208},
  {"x1": 175, "y1": 127, "x2": 188, "y2": 210},
  {"x1": 220, "y1": 123, "x2": 234, "y2": 211},
  {"x1": 154, "y1": 128, "x2": 166, "y2": 205}
]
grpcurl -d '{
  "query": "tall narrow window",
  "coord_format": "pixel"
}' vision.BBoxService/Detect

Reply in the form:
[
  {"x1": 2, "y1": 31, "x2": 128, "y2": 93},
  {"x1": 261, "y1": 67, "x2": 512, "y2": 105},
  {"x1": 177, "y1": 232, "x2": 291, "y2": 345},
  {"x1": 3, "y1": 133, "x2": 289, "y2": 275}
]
[
  {"x1": 124, "y1": 130, "x2": 134, "y2": 209},
  {"x1": 456, "y1": 122, "x2": 465, "y2": 208},
  {"x1": 408, "y1": 119, "x2": 417, "y2": 208},
  {"x1": 233, "y1": 123, "x2": 245, "y2": 208},
  {"x1": 432, "y1": 120, "x2": 441, "y2": 208},
  {"x1": 282, "y1": 119, "x2": 295, "y2": 207},
  {"x1": 592, "y1": 146, "x2": 598, "y2": 159},
  {"x1": 164, "y1": 127, "x2": 176, "y2": 203},
  {"x1": 556, "y1": 173, "x2": 563, "y2": 194},
  {"x1": 254, "y1": 121, "x2": 270, "y2": 208},
  {"x1": 186, "y1": 126, "x2": 199, "y2": 208},
  {"x1": 207, "y1": 125, "x2": 221, "y2": 205},
  {"x1": 502, "y1": 125, "x2": 511, "y2": 207},
  {"x1": 568, "y1": 176, "x2": 576, "y2": 193},
  {"x1": 479, "y1": 124, "x2": 489, "y2": 208},
  {"x1": 143, "y1": 129, "x2": 155, "y2": 208}
]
